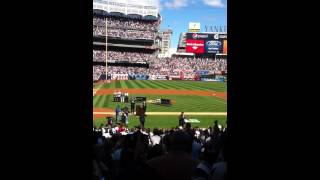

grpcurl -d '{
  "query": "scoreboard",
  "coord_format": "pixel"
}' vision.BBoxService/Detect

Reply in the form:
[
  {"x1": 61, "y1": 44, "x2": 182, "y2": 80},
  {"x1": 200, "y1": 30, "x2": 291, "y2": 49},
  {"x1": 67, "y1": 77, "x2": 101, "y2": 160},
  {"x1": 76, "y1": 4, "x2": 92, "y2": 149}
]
[{"x1": 185, "y1": 33, "x2": 227, "y2": 54}]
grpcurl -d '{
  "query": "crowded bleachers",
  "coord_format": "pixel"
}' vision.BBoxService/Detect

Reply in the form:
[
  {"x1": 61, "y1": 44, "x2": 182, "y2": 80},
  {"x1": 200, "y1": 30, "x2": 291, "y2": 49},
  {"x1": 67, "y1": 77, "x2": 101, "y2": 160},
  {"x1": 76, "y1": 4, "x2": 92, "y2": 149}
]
[
  {"x1": 93, "y1": 16, "x2": 159, "y2": 31},
  {"x1": 107, "y1": 66, "x2": 150, "y2": 75},
  {"x1": 93, "y1": 52, "x2": 227, "y2": 80},
  {"x1": 93, "y1": 121, "x2": 227, "y2": 180},
  {"x1": 93, "y1": 50, "x2": 153, "y2": 63},
  {"x1": 93, "y1": 65, "x2": 106, "y2": 81},
  {"x1": 93, "y1": 26, "x2": 155, "y2": 40},
  {"x1": 149, "y1": 56, "x2": 227, "y2": 76},
  {"x1": 93, "y1": 50, "x2": 106, "y2": 62},
  {"x1": 93, "y1": 15, "x2": 158, "y2": 39},
  {"x1": 93, "y1": 27, "x2": 155, "y2": 40}
]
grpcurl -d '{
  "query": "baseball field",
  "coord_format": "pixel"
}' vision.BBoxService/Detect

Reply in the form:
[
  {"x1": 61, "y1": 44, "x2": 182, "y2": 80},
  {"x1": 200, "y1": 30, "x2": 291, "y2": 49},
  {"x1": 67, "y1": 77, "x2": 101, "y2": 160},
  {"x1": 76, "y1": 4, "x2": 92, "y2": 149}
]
[{"x1": 93, "y1": 80, "x2": 227, "y2": 129}]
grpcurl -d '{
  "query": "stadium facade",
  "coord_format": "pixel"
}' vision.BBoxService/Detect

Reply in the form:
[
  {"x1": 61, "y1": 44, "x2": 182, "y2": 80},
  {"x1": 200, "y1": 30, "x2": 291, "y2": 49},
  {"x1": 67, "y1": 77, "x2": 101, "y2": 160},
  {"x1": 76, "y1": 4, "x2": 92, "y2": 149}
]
[
  {"x1": 93, "y1": 0, "x2": 159, "y2": 18},
  {"x1": 93, "y1": 0, "x2": 161, "y2": 81}
]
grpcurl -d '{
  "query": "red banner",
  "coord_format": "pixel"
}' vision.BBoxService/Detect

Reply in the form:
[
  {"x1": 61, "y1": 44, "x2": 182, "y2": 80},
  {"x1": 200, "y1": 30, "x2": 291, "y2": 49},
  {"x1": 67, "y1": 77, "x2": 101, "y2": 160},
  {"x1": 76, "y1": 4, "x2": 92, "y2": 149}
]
[{"x1": 186, "y1": 39, "x2": 205, "y2": 54}]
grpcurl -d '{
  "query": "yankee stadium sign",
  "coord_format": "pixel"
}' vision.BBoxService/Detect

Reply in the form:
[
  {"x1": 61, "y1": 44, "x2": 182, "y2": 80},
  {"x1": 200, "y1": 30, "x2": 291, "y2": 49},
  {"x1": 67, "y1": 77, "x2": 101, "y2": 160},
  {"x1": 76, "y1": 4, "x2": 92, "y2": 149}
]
[{"x1": 204, "y1": 25, "x2": 227, "y2": 33}]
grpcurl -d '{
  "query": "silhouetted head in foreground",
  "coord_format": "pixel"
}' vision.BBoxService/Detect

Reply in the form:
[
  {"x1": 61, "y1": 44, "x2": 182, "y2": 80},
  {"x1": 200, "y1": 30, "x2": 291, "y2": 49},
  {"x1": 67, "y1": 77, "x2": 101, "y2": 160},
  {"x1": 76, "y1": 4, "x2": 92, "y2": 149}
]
[
  {"x1": 186, "y1": 122, "x2": 191, "y2": 130},
  {"x1": 166, "y1": 130, "x2": 192, "y2": 153}
]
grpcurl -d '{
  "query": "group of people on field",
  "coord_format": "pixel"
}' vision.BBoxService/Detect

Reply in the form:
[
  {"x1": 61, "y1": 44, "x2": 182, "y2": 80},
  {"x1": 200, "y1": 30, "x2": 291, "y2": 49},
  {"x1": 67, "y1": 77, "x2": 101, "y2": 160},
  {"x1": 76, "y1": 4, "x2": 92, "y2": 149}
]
[
  {"x1": 113, "y1": 90, "x2": 129, "y2": 103},
  {"x1": 110, "y1": 97, "x2": 147, "y2": 128}
]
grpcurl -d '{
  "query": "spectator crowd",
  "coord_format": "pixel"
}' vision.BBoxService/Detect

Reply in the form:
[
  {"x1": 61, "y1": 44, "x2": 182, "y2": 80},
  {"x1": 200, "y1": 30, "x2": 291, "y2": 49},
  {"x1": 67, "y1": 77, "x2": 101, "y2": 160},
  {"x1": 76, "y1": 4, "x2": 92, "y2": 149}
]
[
  {"x1": 93, "y1": 15, "x2": 157, "y2": 40},
  {"x1": 93, "y1": 65, "x2": 106, "y2": 81},
  {"x1": 93, "y1": 50, "x2": 227, "y2": 80},
  {"x1": 107, "y1": 66, "x2": 150, "y2": 76},
  {"x1": 93, "y1": 16, "x2": 159, "y2": 31},
  {"x1": 93, "y1": 15, "x2": 226, "y2": 80},
  {"x1": 93, "y1": 16, "x2": 158, "y2": 40},
  {"x1": 93, "y1": 50, "x2": 106, "y2": 62},
  {"x1": 93, "y1": 27, "x2": 155, "y2": 40},
  {"x1": 93, "y1": 120, "x2": 227, "y2": 180},
  {"x1": 149, "y1": 57, "x2": 227, "y2": 74},
  {"x1": 93, "y1": 50, "x2": 153, "y2": 63}
]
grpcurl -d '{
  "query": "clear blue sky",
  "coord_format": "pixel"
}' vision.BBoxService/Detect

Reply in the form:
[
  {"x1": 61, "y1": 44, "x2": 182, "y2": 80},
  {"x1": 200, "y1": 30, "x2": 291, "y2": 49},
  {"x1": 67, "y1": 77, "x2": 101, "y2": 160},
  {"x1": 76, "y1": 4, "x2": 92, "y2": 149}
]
[{"x1": 159, "y1": 0, "x2": 227, "y2": 49}]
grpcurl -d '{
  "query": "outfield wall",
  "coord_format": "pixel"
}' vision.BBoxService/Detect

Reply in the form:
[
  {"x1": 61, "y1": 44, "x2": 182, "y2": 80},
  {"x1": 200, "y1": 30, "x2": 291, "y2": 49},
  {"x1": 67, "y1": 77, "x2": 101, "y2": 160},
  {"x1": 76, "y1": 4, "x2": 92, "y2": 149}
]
[{"x1": 108, "y1": 73, "x2": 225, "y2": 81}]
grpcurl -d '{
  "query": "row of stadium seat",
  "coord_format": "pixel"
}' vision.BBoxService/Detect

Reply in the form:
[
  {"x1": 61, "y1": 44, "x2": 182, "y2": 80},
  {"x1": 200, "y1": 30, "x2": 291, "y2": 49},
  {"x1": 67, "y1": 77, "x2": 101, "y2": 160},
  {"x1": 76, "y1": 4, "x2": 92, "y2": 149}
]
[
  {"x1": 93, "y1": 50, "x2": 153, "y2": 62},
  {"x1": 93, "y1": 16, "x2": 159, "y2": 31},
  {"x1": 93, "y1": 26, "x2": 156, "y2": 40}
]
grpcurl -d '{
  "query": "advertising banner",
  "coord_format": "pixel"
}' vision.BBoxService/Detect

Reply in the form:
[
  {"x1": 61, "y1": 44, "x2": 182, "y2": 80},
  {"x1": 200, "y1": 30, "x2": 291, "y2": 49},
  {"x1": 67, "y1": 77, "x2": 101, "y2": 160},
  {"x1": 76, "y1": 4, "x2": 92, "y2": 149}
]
[
  {"x1": 111, "y1": 74, "x2": 128, "y2": 80},
  {"x1": 196, "y1": 70, "x2": 211, "y2": 75},
  {"x1": 186, "y1": 39, "x2": 205, "y2": 53},
  {"x1": 201, "y1": 78, "x2": 219, "y2": 82},
  {"x1": 186, "y1": 33, "x2": 227, "y2": 54},
  {"x1": 149, "y1": 75, "x2": 167, "y2": 80},
  {"x1": 205, "y1": 40, "x2": 222, "y2": 54},
  {"x1": 134, "y1": 74, "x2": 148, "y2": 80}
]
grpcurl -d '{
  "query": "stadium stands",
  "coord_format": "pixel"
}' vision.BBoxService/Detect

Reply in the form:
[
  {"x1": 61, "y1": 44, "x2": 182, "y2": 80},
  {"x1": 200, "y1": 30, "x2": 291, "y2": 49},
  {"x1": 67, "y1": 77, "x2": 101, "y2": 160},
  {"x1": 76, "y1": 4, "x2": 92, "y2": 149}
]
[
  {"x1": 93, "y1": 16, "x2": 158, "y2": 40},
  {"x1": 107, "y1": 66, "x2": 149, "y2": 75},
  {"x1": 93, "y1": 16, "x2": 159, "y2": 31},
  {"x1": 93, "y1": 65, "x2": 106, "y2": 81},
  {"x1": 93, "y1": 122, "x2": 227, "y2": 180},
  {"x1": 93, "y1": 50, "x2": 153, "y2": 63},
  {"x1": 93, "y1": 49, "x2": 227, "y2": 79},
  {"x1": 93, "y1": 9, "x2": 227, "y2": 81},
  {"x1": 149, "y1": 57, "x2": 227, "y2": 77}
]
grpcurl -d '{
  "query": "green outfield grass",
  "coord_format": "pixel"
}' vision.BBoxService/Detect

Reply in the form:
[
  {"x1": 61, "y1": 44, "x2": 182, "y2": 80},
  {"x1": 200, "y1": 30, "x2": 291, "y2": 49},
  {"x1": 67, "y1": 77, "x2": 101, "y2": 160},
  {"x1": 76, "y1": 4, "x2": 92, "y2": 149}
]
[
  {"x1": 93, "y1": 80, "x2": 227, "y2": 128},
  {"x1": 94, "y1": 94, "x2": 226, "y2": 112},
  {"x1": 93, "y1": 115, "x2": 227, "y2": 129},
  {"x1": 95, "y1": 80, "x2": 227, "y2": 92}
]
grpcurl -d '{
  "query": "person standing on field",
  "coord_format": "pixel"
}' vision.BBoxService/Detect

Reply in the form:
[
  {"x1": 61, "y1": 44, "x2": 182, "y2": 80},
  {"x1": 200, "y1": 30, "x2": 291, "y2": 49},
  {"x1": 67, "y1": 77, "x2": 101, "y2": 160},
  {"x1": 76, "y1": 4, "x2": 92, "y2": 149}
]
[
  {"x1": 120, "y1": 92, "x2": 124, "y2": 103},
  {"x1": 131, "y1": 98, "x2": 135, "y2": 114},
  {"x1": 142, "y1": 100, "x2": 147, "y2": 114},
  {"x1": 115, "y1": 105, "x2": 120, "y2": 123},
  {"x1": 179, "y1": 112, "x2": 186, "y2": 127},
  {"x1": 139, "y1": 113, "x2": 145, "y2": 128}
]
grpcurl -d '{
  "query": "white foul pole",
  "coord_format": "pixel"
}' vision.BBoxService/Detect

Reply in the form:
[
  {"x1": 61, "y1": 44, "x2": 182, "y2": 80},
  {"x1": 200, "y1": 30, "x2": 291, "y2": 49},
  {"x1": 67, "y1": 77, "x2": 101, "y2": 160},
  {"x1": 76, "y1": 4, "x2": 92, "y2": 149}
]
[{"x1": 105, "y1": 17, "x2": 108, "y2": 80}]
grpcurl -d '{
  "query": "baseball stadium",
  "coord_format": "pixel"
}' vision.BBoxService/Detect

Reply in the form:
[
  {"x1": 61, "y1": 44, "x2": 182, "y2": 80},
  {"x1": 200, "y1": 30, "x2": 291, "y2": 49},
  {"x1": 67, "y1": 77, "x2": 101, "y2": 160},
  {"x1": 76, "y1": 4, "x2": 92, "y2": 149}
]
[
  {"x1": 93, "y1": 1, "x2": 228, "y2": 179},
  {"x1": 93, "y1": 0, "x2": 227, "y2": 130}
]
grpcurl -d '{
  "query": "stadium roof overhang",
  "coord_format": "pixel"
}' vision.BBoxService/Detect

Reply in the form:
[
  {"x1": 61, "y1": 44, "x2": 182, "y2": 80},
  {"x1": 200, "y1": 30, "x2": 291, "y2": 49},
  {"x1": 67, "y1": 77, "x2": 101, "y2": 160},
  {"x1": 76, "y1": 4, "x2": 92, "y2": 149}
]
[{"x1": 93, "y1": 9, "x2": 159, "y2": 20}]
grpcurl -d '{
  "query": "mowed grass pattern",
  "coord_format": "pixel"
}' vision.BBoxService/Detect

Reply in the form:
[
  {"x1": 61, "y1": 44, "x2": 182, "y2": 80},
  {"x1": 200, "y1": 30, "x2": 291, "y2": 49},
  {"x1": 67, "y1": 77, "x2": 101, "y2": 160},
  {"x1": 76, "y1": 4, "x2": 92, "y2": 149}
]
[
  {"x1": 93, "y1": 80, "x2": 227, "y2": 112},
  {"x1": 98, "y1": 80, "x2": 227, "y2": 92},
  {"x1": 94, "y1": 94, "x2": 226, "y2": 112},
  {"x1": 94, "y1": 80, "x2": 227, "y2": 128}
]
